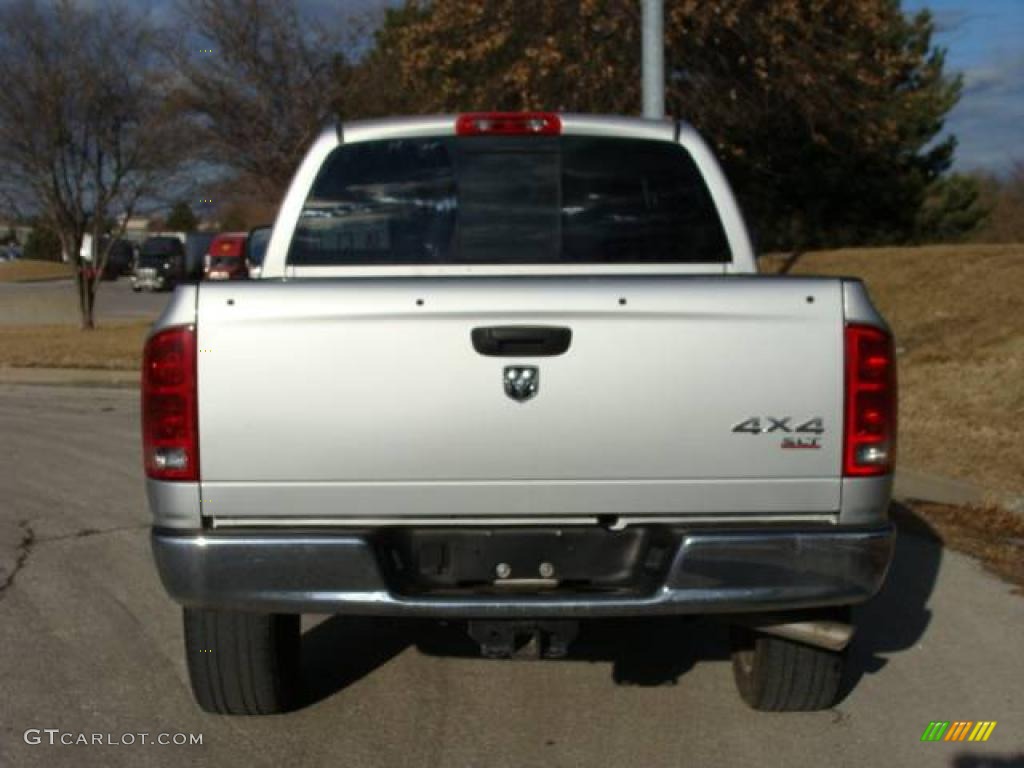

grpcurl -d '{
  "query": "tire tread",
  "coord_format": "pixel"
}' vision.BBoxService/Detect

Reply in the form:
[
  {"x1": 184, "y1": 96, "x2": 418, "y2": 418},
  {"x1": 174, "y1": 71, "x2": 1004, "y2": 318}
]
[
  {"x1": 183, "y1": 608, "x2": 299, "y2": 715},
  {"x1": 731, "y1": 627, "x2": 844, "y2": 712}
]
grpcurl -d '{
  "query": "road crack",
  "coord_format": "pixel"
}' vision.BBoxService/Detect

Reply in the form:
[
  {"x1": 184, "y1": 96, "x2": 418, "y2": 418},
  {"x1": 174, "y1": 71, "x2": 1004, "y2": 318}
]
[
  {"x1": 0, "y1": 520, "x2": 36, "y2": 598},
  {"x1": 33, "y1": 523, "x2": 149, "y2": 545},
  {"x1": 0, "y1": 522, "x2": 148, "y2": 600}
]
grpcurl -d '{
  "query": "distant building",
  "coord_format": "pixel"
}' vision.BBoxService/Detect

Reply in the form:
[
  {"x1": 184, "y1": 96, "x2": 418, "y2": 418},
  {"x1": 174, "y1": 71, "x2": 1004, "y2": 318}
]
[
  {"x1": 120, "y1": 216, "x2": 154, "y2": 243},
  {"x1": 0, "y1": 222, "x2": 32, "y2": 245},
  {"x1": 116, "y1": 214, "x2": 219, "y2": 240}
]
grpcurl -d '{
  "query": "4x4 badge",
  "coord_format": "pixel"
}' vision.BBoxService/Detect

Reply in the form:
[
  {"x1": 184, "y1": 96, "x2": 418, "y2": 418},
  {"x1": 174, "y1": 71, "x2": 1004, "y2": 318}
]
[{"x1": 504, "y1": 366, "x2": 539, "y2": 402}]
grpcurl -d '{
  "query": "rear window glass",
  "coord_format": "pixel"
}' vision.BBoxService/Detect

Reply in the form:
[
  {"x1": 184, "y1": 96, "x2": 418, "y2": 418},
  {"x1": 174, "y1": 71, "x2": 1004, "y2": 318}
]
[
  {"x1": 141, "y1": 237, "x2": 182, "y2": 256},
  {"x1": 288, "y1": 135, "x2": 730, "y2": 266}
]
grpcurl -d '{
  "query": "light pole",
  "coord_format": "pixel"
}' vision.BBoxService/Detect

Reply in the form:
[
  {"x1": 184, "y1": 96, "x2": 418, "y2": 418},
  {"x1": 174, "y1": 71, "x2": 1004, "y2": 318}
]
[{"x1": 642, "y1": 0, "x2": 665, "y2": 119}]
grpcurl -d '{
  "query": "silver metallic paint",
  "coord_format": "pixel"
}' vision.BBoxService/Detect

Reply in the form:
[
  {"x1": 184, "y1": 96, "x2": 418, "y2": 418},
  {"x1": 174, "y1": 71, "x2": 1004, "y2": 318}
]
[
  {"x1": 146, "y1": 479, "x2": 201, "y2": 529},
  {"x1": 194, "y1": 277, "x2": 847, "y2": 522}
]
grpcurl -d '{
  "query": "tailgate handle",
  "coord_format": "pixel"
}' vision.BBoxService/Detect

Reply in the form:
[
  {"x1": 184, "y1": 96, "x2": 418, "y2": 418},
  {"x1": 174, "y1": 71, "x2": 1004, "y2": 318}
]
[{"x1": 471, "y1": 326, "x2": 572, "y2": 357}]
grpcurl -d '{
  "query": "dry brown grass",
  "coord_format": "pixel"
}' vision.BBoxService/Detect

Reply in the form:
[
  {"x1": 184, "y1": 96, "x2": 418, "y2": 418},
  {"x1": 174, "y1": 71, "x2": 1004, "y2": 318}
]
[
  {"x1": 0, "y1": 322, "x2": 147, "y2": 370},
  {"x1": 765, "y1": 244, "x2": 1024, "y2": 497},
  {"x1": 900, "y1": 502, "x2": 1024, "y2": 593},
  {"x1": 0, "y1": 260, "x2": 73, "y2": 283}
]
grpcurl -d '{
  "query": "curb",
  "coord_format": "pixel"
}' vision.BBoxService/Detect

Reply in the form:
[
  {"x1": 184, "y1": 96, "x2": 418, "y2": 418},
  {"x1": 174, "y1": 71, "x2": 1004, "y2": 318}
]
[
  {"x1": 1, "y1": 276, "x2": 74, "y2": 284},
  {"x1": 0, "y1": 367, "x2": 138, "y2": 389},
  {"x1": 893, "y1": 470, "x2": 984, "y2": 507},
  {"x1": 893, "y1": 469, "x2": 1023, "y2": 515}
]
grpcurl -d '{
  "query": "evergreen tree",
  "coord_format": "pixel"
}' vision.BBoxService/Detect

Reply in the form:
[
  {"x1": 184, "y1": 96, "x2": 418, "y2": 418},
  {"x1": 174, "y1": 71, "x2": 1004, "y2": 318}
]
[{"x1": 166, "y1": 201, "x2": 199, "y2": 232}]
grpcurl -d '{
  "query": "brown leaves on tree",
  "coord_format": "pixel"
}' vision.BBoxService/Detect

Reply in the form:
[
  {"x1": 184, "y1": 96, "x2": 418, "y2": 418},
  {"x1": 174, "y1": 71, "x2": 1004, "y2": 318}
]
[{"x1": 375, "y1": 0, "x2": 964, "y2": 248}]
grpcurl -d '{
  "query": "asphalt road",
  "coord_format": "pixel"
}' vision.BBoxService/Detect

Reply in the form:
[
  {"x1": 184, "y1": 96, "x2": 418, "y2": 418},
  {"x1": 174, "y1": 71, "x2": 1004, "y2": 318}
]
[
  {"x1": 0, "y1": 384, "x2": 1021, "y2": 768},
  {"x1": 0, "y1": 278, "x2": 170, "y2": 325}
]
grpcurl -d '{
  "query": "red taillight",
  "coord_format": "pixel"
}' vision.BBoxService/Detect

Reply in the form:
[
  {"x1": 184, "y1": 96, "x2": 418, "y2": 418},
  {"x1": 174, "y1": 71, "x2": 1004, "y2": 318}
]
[
  {"x1": 455, "y1": 112, "x2": 561, "y2": 136},
  {"x1": 843, "y1": 324, "x2": 897, "y2": 476},
  {"x1": 142, "y1": 325, "x2": 198, "y2": 481}
]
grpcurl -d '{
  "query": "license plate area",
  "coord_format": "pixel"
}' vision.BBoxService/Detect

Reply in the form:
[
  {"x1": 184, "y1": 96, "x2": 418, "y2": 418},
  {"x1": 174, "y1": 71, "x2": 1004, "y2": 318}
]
[{"x1": 375, "y1": 527, "x2": 676, "y2": 596}]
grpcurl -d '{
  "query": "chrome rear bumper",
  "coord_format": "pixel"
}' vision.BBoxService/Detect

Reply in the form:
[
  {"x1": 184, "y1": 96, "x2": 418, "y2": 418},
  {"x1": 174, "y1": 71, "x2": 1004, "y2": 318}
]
[{"x1": 151, "y1": 525, "x2": 895, "y2": 617}]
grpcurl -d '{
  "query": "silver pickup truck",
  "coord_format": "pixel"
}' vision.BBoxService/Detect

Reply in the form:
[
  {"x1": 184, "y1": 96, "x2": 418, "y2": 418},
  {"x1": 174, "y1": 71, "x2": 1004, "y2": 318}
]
[{"x1": 144, "y1": 113, "x2": 896, "y2": 716}]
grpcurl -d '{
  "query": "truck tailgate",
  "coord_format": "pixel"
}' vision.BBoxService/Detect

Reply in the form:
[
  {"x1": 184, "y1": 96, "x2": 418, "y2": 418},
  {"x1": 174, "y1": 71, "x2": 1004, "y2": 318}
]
[{"x1": 196, "y1": 276, "x2": 845, "y2": 522}]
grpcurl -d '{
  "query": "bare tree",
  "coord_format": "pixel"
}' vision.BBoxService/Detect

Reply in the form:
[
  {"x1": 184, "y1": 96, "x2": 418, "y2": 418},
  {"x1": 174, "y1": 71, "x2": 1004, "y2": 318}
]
[
  {"x1": 170, "y1": 0, "x2": 364, "y2": 199},
  {"x1": 0, "y1": 0, "x2": 192, "y2": 328}
]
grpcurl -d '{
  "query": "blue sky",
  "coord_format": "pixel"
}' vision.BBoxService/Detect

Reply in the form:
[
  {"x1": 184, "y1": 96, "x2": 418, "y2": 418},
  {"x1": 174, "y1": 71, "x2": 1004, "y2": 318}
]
[
  {"x1": 127, "y1": 0, "x2": 1021, "y2": 174},
  {"x1": 904, "y1": 0, "x2": 1024, "y2": 173}
]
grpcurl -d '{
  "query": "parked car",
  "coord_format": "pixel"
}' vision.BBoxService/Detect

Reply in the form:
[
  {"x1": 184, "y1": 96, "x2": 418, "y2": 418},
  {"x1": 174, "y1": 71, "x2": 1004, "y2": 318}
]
[
  {"x1": 101, "y1": 239, "x2": 137, "y2": 280},
  {"x1": 132, "y1": 236, "x2": 186, "y2": 292},
  {"x1": 183, "y1": 232, "x2": 216, "y2": 284},
  {"x1": 78, "y1": 234, "x2": 135, "y2": 281},
  {"x1": 203, "y1": 232, "x2": 248, "y2": 280},
  {"x1": 145, "y1": 112, "x2": 897, "y2": 716},
  {"x1": 245, "y1": 226, "x2": 271, "y2": 279}
]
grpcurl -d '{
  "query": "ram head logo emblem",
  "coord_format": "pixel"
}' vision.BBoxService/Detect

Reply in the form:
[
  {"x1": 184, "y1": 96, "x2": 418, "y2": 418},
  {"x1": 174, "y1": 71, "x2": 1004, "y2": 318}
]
[{"x1": 504, "y1": 366, "x2": 539, "y2": 402}]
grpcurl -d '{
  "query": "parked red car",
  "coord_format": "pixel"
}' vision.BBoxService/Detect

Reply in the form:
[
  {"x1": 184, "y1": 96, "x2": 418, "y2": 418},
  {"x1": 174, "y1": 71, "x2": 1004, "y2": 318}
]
[{"x1": 203, "y1": 233, "x2": 249, "y2": 280}]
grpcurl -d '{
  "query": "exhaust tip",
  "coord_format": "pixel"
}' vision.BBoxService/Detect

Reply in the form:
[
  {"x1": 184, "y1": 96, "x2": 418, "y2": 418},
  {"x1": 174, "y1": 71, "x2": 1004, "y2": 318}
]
[{"x1": 734, "y1": 616, "x2": 855, "y2": 652}]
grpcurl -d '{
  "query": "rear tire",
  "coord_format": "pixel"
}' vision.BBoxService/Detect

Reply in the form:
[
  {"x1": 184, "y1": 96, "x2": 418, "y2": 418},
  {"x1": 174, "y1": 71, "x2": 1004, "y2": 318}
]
[
  {"x1": 183, "y1": 608, "x2": 301, "y2": 715},
  {"x1": 730, "y1": 624, "x2": 845, "y2": 711}
]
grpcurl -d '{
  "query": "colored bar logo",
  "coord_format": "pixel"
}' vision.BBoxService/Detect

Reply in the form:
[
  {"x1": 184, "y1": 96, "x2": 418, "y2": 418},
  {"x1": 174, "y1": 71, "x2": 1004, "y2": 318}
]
[{"x1": 921, "y1": 721, "x2": 997, "y2": 742}]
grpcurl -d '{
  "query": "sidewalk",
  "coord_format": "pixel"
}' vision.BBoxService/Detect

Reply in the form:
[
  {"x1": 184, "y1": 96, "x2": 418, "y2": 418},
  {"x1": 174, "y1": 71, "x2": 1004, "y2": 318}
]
[{"x1": 894, "y1": 468, "x2": 985, "y2": 506}]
